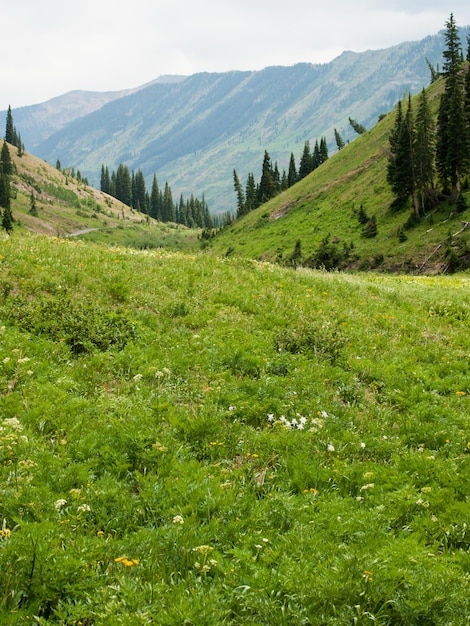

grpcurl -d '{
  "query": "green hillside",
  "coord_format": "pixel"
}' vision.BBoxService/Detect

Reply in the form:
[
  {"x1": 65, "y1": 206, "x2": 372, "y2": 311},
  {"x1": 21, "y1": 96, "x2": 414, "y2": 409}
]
[
  {"x1": 206, "y1": 77, "x2": 470, "y2": 273},
  {"x1": 1, "y1": 234, "x2": 469, "y2": 623},
  {"x1": 4, "y1": 146, "x2": 198, "y2": 251}
]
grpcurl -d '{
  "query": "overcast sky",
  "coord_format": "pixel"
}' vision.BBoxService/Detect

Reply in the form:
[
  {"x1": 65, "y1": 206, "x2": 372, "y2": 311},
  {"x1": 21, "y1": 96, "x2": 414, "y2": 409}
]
[{"x1": 2, "y1": 0, "x2": 470, "y2": 111}]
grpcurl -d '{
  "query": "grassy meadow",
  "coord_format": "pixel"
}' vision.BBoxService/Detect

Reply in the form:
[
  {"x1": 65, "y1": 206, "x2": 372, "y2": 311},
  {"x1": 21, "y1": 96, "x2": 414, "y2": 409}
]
[{"x1": 1, "y1": 232, "x2": 470, "y2": 624}]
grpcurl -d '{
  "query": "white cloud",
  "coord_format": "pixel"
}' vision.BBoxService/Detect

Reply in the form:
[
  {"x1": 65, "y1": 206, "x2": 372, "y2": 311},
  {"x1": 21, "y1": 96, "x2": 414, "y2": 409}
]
[{"x1": 2, "y1": 0, "x2": 470, "y2": 110}]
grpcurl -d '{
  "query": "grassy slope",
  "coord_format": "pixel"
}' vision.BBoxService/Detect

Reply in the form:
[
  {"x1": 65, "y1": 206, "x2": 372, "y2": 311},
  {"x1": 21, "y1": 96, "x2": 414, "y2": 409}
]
[
  {"x1": 1, "y1": 233, "x2": 469, "y2": 623},
  {"x1": 206, "y1": 78, "x2": 470, "y2": 272},
  {"x1": 7, "y1": 146, "x2": 197, "y2": 251}
]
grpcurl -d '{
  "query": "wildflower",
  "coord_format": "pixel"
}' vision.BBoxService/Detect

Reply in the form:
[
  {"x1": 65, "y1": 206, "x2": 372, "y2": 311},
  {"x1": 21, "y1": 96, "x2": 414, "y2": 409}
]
[
  {"x1": 360, "y1": 483, "x2": 375, "y2": 491},
  {"x1": 96, "y1": 530, "x2": 105, "y2": 536},
  {"x1": 54, "y1": 499, "x2": 67, "y2": 511},
  {"x1": 267, "y1": 413, "x2": 275, "y2": 422},
  {"x1": 192, "y1": 545, "x2": 212, "y2": 555},
  {"x1": 327, "y1": 444, "x2": 335, "y2": 452},
  {"x1": 228, "y1": 406, "x2": 235, "y2": 411},
  {"x1": 77, "y1": 504, "x2": 91, "y2": 513},
  {"x1": 456, "y1": 391, "x2": 466, "y2": 396},
  {"x1": 360, "y1": 442, "x2": 366, "y2": 449},
  {"x1": 2, "y1": 417, "x2": 22, "y2": 430},
  {"x1": 172, "y1": 515, "x2": 184, "y2": 525},
  {"x1": 132, "y1": 373, "x2": 143, "y2": 381},
  {"x1": 17, "y1": 357, "x2": 30, "y2": 364},
  {"x1": 209, "y1": 559, "x2": 218, "y2": 567},
  {"x1": 0, "y1": 528, "x2": 11, "y2": 539}
]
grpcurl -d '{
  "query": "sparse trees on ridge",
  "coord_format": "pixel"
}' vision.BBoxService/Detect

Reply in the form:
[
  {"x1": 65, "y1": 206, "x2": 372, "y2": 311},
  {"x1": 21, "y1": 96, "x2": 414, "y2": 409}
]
[{"x1": 233, "y1": 138, "x2": 329, "y2": 218}]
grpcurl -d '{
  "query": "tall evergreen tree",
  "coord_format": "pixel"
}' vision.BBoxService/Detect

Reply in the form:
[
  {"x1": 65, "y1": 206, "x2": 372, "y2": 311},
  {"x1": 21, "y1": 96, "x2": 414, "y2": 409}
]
[
  {"x1": 287, "y1": 152, "x2": 297, "y2": 187},
  {"x1": 436, "y1": 13, "x2": 469, "y2": 199},
  {"x1": 319, "y1": 137, "x2": 329, "y2": 164},
  {"x1": 1, "y1": 141, "x2": 13, "y2": 175},
  {"x1": 258, "y1": 150, "x2": 277, "y2": 203},
  {"x1": 133, "y1": 169, "x2": 147, "y2": 213},
  {"x1": 162, "y1": 182, "x2": 175, "y2": 222},
  {"x1": 150, "y1": 174, "x2": 162, "y2": 220},
  {"x1": 5, "y1": 106, "x2": 14, "y2": 144},
  {"x1": 387, "y1": 98, "x2": 415, "y2": 209},
  {"x1": 312, "y1": 140, "x2": 322, "y2": 170},
  {"x1": 334, "y1": 128, "x2": 345, "y2": 151},
  {"x1": 0, "y1": 171, "x2": 13, "y2": 232},
  {"x1": 414, "y1": 88, "x2": 436, "y2": 213},
  {"x1": 348, "y1": 117, "x2": 367, "y2": 135},
  {"x1": 233, "y1": 169, "x2": 246, "y2": 217},
  {"x1": 115, "y1": 163, "x2": 132, "y2": 206},
  {"x1": 245, "y1": 173, "x2": 257, "y2": 212},
  {"x1": 298, "y1": 141, "x2": 312, "y2": 179}
]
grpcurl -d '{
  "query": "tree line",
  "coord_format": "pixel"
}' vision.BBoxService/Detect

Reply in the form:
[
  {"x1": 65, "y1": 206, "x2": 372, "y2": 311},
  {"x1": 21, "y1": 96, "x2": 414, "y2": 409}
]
[
  {"x1": 100, "y1": 164, "x2": 214, "y2": 229},
  {"x1": 387, "y1": 13, "x2": 470, "y2": 216},
  {"x1": 233, "y1": 137, "x2": 329, "y2": 218}
]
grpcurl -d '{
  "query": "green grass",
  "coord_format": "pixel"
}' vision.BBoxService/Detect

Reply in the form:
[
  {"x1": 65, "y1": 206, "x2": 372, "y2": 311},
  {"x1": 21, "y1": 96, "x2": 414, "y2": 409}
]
[{"x1": 1, "y1": 232, "x2": 470, "y2": 624}]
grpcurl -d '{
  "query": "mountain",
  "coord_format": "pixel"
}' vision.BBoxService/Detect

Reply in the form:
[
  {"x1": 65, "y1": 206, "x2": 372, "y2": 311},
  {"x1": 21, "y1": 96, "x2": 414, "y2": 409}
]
[
  {"x1": 9, "y1": 29, "x2": 466, "y2": 215},
  {"x1": 6, "y1": 75, "x2": 187, "y2": 148}
]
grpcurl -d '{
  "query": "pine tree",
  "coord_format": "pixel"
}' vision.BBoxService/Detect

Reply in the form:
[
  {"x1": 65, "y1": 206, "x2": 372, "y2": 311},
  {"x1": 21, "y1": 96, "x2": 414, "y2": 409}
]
[
  {"x1": 133, "y1": 170, "x2": 147, "y2": 213},
  {"x1": 334, "y1": 128, "x2": 345, "y2": 151},
  {"x1": 0, "y1": 171, "x2": 13, "y2": 232},
  {"x1": 387, "y1": 98, "x2": 416, "y2": 209},
  {"x1": 258, "y1": 150, "x2": 276, "y2": 203},
  {"x1": 162, "y1": 182, "x2": 175, "y2": 222},
  {"x1": 436, "y1": 13, "x2": 469, "y2": 199},
  {"x1": 115, "y1": 164, "x2": 132, "y2": 206},
  {"x1": 312, "y1": 140, "x2": 322, "y2": 170},
  {"x1": 233, "y1": 169, "x2": 246, "y2": 217},
  {"x1": 348, "y1": 117, "x2": 367, "y2": 135},
  {"x1": 287, "y1": 152, "x2": 297, "y2": 187},
  {"x1": 298, "y1": 141, "x2": 312, "y2": 179},
  {"x1": 150, "y1": 174, "x2": 162, "y2": 220},
  {"x1": 5, "y1": 106, "x2": 14, "y2": 144},
  {"x1": 245, "y1": 173, "x2": 257, "y2": 212},
  {"x1": 1, "y1": 141, "x2": 13, "y2": 175},
  {"x1": 414, "y1": 88, "x2": 436, "y2": 213},
  {"x1": 319, "y1": 137, "x2": 329, "y2": 164}
]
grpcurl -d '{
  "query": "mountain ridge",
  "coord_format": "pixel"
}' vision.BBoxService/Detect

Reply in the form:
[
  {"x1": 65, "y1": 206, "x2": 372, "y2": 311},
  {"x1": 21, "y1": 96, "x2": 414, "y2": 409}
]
[{"x1": 5, "y1": 27, "x2": 470, "y2": 215}]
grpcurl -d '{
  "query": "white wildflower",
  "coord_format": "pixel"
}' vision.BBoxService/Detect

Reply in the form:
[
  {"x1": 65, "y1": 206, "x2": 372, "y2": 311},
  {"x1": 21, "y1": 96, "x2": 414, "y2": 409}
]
[
  {"x1": 54, "y1": 499, "x2": 67, "y2": 511},
  {"x1": 172, "y1": 515, "x2": 184, "y2": 525},
  {"x1": 327, "y1": 444, "x2": 335, "y2": 452}
]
